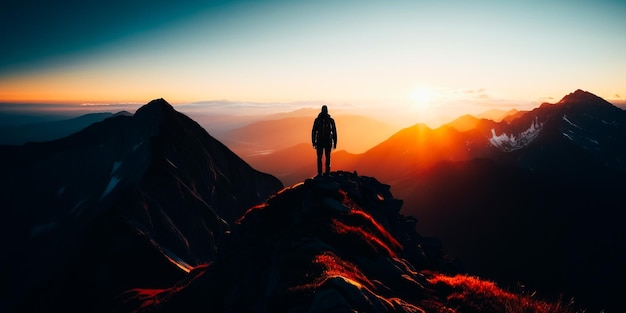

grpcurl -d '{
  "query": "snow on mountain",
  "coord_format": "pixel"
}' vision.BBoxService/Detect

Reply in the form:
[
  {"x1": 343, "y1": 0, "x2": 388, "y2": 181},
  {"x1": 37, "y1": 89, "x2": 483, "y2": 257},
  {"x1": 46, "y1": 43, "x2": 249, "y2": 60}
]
[
  {"x1": 551, "y1": 90, "x2": 626, "y2": 171},
  {"x1": 488, "y1": 117, "x2": 542, "y2": 152},
  {"x1": 561, "y1": 114, "x2": 599, "y2": 147}
]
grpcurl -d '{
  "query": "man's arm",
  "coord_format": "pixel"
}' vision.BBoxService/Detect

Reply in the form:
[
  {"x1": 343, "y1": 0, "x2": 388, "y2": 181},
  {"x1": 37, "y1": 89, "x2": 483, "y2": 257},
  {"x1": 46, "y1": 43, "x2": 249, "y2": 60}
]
[
  {"x1": 331, "y1": 119, "x2": 337, "y2": 149},
  {"x1": 311, "y1": 118, "x2": 318, "y2": 148}
]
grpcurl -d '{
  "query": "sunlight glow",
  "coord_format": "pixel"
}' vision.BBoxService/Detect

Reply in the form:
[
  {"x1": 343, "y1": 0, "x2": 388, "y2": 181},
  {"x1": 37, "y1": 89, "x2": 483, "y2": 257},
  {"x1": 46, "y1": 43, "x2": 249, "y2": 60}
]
[
  {"x1": 0, "y1": 0, "x2": 624, "y2": 129},
  {"x1": 409, "y1": 87, "x2": 434, "y2": 111}
]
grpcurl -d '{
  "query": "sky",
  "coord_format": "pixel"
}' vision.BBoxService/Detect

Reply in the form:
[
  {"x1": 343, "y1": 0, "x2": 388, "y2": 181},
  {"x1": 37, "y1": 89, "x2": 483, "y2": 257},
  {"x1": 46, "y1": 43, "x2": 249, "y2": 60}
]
[{"x1": 1, "y1": 0, "x2": 625, "y2": 127}]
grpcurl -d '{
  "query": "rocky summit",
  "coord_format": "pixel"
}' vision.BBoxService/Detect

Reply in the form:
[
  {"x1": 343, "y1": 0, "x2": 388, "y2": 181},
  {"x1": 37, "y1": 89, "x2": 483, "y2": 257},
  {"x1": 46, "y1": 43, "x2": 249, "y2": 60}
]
[{"x1": 116, "y1": 171, "x2": 576, "y2": 313}]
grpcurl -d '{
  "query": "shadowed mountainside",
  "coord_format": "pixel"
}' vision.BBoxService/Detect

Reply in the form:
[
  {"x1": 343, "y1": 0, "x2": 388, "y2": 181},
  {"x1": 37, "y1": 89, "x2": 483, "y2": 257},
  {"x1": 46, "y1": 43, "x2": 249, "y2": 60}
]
[
  {"x1": 0, "y1": 99, "x2": 283, "y2": 312},
  {"x1": 354, "y1": 90, "x2": 626, "y2": 312},
  {"x1": 116, "y1": 172, "x2": 580, "y2": 313},
  {"x1": 397, "y1": 91, "x2": 626, "y2": 312}
]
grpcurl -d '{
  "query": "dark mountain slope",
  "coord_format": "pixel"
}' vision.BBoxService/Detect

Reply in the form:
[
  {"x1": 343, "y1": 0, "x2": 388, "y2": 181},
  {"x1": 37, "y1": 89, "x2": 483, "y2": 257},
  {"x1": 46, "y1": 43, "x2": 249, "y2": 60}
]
[
  {"x1": 117, "y1": 172, "x2": 579, "y2": 313},
  {"x1": 390, "y1": 90, "x2": 626, "y2": 312},
  {"x1": 0, "y1": 99, "x2": 283, "y2": 312},
  {"x1": 397, "y1": 157, "x2": 625, "y2": 312}
]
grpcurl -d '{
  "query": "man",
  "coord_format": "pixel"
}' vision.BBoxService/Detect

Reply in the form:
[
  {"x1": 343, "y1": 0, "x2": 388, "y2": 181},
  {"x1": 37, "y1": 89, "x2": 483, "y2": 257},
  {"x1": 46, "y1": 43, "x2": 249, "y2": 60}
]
[{"x1": 311, "y1": 105, "x2": 337, "y2": 176}]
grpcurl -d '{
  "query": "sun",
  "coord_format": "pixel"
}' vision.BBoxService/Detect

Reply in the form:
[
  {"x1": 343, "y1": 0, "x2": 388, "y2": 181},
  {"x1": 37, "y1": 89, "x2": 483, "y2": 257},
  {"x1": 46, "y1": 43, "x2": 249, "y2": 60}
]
[{"x1": 409, "y1": 86, "x2": 434, "y2": 110}]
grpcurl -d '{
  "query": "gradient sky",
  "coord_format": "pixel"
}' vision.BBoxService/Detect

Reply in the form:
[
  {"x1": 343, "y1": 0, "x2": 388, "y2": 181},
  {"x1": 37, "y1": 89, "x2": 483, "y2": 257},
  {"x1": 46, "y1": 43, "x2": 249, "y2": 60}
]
[{"x1": 1, "y1": 0, "x2": 624, "y2": 127}]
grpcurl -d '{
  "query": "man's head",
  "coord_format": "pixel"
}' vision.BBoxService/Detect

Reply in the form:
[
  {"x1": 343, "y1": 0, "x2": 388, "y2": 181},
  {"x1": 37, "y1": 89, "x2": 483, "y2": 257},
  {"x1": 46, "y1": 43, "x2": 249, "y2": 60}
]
[{"x1": 321, "y1": 105, "x2": 328, "y2": 114}]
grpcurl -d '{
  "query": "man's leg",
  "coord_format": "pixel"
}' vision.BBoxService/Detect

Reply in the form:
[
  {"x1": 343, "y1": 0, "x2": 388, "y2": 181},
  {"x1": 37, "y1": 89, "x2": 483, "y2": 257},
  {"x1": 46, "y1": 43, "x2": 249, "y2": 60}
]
[
  {"x1": 316, "y1": 147, "x2": 323, "y2": 176},
  {"x1": 324, "y1": 146, "x2": 331, "y2": 175}
]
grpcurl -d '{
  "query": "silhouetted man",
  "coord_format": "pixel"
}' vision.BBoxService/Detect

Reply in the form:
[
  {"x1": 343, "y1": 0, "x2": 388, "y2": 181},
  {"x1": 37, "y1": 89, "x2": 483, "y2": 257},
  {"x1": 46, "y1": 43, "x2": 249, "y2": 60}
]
[{"x1": 311, "y1": 105, "x2": 337, "y2": 176}]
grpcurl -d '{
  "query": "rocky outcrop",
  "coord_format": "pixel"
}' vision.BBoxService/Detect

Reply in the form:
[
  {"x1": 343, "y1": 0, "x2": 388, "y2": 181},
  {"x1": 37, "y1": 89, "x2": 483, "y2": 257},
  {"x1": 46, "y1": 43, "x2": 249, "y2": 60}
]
[{"x1": 118, "y1": 172, "x2": 575, "y2": 313}]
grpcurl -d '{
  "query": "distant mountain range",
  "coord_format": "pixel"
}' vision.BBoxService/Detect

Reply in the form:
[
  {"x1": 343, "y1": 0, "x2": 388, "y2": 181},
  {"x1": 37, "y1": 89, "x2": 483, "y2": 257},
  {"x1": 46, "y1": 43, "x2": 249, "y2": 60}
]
[
  {"x1": 214, "y1": 89, "x2": 626, "y2": 311},
  {"x1": 1, "y1": 90, "x2": 623, "y2": 312},
  {"x1": 257, "y1": 90, "x2": 625, "y2": 186},
  {"x1": 356, "y1": 90, "x2": 626, "y2": 311},
  {"x1": 349, "y1": 89, "x2": 626, "y2": 179},
  {"x1": 0, "y1": 111, "x2": 132, "y2": 145},
  {"x1": 220, "y1": 114, "x2": 397, "y2": 156}
]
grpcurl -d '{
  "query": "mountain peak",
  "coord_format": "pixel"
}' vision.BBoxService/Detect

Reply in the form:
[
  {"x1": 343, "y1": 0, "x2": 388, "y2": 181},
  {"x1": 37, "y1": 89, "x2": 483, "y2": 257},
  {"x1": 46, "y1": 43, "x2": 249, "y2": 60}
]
[
  {"x1": 146, "y1": 97, "x2": 172, "y2": 108},
  {"x1": 557, "y1": 89, "x2": 612, "y2": 107},
  {"x1": 1, "y1": 98, "x2": 284, "y2": 312},
  {"x1": 449, "y1": 114, "x2": 480, "y2": 132},
  {"x1": 134, "y1": 98, "x2": 176, "y2": 121}
]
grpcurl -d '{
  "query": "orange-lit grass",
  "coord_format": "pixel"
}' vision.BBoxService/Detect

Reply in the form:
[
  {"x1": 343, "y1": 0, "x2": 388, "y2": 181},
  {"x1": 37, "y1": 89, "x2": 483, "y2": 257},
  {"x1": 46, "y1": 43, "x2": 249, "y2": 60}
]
[
  {"x1": 289, "y1": 252, "x2": 374, "y2": 291},
  {"x1": 121, "y1": 264, "x2": 208, "y2": 312},
  {"x1": 312, "y1": 253, "x2": 375, "y2": 290},
  {"x1": 328, "y1": 194, "x2": 403, "y2": 258},
  {"x1": 428, "y1": 273, "x2": 580, "y2": 313},
  {"x1": 347, "y1": 208, "x2": 402, "y2": 252},
  {"x1": 290, "y1": 252, "x2": 425, "y2": 311},
  {"x1": 331, "y1": 218, "x2": 399, "y2": 258}
]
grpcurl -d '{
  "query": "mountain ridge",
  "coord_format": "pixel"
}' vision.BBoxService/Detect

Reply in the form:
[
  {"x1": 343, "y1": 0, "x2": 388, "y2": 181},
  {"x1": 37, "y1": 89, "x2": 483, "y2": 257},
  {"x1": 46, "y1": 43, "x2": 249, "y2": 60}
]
[
  {"x1": 385, "y1": 90, "x2": 626, "y2": 312},
  {"x1": 1, "y1": 98, "x2": 283, "y2": 312},
  {"x1": 556, "y1": 88, "x2": 615, "y2": 107},
  {"x1": 336, "y1": 89, "x2": 626, "y2": 184},
  {"x1": 0, "y1": 111, "x2": 133, "y2": 145}
]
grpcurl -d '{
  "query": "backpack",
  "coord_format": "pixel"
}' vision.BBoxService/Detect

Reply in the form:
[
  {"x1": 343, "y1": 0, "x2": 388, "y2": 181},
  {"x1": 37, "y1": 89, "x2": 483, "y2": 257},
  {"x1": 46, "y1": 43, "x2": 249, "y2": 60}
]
[
  {"x1": 320, "y1": 116, "x2": 331, "y2": 141},
  {"x1": 316, "y1": 115, "x2": 333, "y2": 145}
]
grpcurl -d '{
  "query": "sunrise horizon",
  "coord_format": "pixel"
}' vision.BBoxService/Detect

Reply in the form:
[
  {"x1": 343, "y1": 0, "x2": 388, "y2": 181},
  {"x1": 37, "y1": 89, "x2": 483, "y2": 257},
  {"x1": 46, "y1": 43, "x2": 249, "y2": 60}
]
[
  {"x1": 2, "y1": 0, "x2": 624, "y2": 129},
  {"x1": 2, "y1": 87, "x2": 625, "y2": 131}
]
